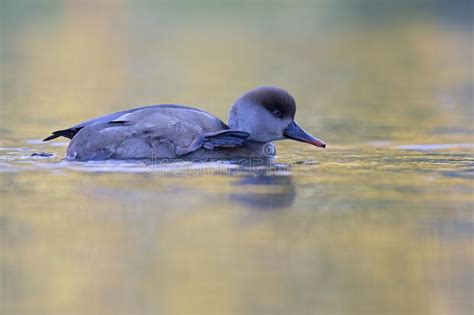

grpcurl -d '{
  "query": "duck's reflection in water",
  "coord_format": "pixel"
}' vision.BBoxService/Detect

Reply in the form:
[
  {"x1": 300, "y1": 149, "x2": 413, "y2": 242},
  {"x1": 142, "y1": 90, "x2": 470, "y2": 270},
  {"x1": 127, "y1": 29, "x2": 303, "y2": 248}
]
[
  {"x1": 230, "y1": 174, "x2": 296, "y2": 210},
  {"x1": 70, "y1": 158, "x2": 298, "y2": 213}
]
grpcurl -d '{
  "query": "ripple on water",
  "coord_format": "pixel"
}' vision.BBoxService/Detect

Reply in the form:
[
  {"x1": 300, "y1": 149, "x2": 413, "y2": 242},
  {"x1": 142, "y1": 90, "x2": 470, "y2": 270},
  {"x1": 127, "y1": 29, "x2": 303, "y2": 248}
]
[
  {"x1": 397, "y1": 143, "x2": 474, "y2": 151},
  {"x1": 0, "y1": 141, "x2": 472, "y2": 176}
]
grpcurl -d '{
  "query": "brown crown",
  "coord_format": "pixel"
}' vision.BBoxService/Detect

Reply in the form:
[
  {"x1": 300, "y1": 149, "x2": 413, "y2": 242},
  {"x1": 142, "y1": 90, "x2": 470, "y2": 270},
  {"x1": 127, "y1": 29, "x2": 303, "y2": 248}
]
[{"x1": 241, "y1": 86, "x2": 296, "y2": 119}]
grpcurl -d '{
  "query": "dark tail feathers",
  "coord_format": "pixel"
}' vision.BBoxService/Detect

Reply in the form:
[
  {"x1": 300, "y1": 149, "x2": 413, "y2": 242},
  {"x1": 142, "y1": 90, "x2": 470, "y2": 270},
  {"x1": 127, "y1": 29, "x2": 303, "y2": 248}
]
[{"x1": 43, "y1": 128, "x2": 81, "y2": 141}]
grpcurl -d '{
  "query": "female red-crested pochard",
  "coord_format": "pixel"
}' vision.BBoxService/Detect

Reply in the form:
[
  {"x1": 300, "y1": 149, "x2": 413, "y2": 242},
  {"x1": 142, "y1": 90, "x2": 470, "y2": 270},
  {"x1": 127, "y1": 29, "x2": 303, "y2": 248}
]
[{"x1": 44, "y1": 86, "x2": 326, "y2": 160}]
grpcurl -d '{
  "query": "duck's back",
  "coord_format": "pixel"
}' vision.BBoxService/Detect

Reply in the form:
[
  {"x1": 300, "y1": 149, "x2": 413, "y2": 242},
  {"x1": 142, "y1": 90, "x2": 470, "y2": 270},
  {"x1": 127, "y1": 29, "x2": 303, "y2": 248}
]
[{"x1": 63, "y1": 105, "x2": 229, "y2": 160}]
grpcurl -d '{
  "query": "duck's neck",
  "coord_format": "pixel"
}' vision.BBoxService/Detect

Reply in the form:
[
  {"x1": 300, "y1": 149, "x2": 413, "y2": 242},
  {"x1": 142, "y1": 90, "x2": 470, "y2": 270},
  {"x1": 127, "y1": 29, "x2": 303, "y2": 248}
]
[{"x1": 227, "y1": 106, "x2": 239, "y2": 129}]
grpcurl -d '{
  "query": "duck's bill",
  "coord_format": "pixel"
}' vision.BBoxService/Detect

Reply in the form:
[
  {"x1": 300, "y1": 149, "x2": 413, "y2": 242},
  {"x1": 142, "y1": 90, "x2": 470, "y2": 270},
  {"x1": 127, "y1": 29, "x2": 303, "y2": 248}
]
[{"x1": 284, "y1": 121, "x2": 326, "y2": 148}]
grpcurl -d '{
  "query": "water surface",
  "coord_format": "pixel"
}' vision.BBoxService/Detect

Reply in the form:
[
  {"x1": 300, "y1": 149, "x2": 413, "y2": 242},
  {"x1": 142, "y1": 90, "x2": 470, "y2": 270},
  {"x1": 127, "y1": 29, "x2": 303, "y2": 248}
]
[{"x1": 1, "y1": 1, "x2": 473, "y2": 314}]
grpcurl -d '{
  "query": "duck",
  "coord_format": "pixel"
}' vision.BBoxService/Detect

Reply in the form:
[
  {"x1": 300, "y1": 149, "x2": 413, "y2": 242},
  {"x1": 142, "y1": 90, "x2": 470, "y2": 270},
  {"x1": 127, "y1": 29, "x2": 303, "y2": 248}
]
[{"x1": 44, "y1": 86, "x2": 326, "y2": 161}]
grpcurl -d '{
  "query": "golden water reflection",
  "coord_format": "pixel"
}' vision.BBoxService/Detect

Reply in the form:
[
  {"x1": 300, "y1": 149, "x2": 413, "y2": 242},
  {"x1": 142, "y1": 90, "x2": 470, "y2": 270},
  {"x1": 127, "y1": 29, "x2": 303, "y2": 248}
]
[{"x1": 1, "y1": 1, "x2": 473, "y2": 314}]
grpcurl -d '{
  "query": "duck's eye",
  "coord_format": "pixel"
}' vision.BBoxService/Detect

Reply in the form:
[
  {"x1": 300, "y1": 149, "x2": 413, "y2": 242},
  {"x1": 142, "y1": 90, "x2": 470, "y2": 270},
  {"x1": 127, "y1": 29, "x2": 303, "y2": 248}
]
[{"x1": 272, "y1": 109, "x2": 282, "y2": 118}]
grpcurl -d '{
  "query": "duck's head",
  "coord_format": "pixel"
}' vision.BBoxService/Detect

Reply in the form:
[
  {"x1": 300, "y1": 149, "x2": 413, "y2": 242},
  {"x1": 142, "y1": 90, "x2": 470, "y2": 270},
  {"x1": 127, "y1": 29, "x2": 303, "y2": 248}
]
[{"x1": 228, "y1": 86, "x2": 326, "y2": 148}]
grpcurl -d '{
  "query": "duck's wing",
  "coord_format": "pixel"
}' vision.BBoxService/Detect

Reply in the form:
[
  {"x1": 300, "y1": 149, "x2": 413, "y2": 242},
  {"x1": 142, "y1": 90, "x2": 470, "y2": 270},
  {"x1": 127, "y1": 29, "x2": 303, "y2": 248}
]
[
  {"x1": 43, "y1": 104, "x2": 220, "y2": 141},
  {"x1": 175, "y1": 130, "x2": 250, "y2": 156}
]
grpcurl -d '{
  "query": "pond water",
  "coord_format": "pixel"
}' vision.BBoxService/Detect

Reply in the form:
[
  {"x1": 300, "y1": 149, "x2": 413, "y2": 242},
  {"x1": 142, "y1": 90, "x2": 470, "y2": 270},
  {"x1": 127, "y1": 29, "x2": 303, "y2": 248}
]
[{"x1": 1, "y1": 2, "x2": 473, "y2": 314}]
